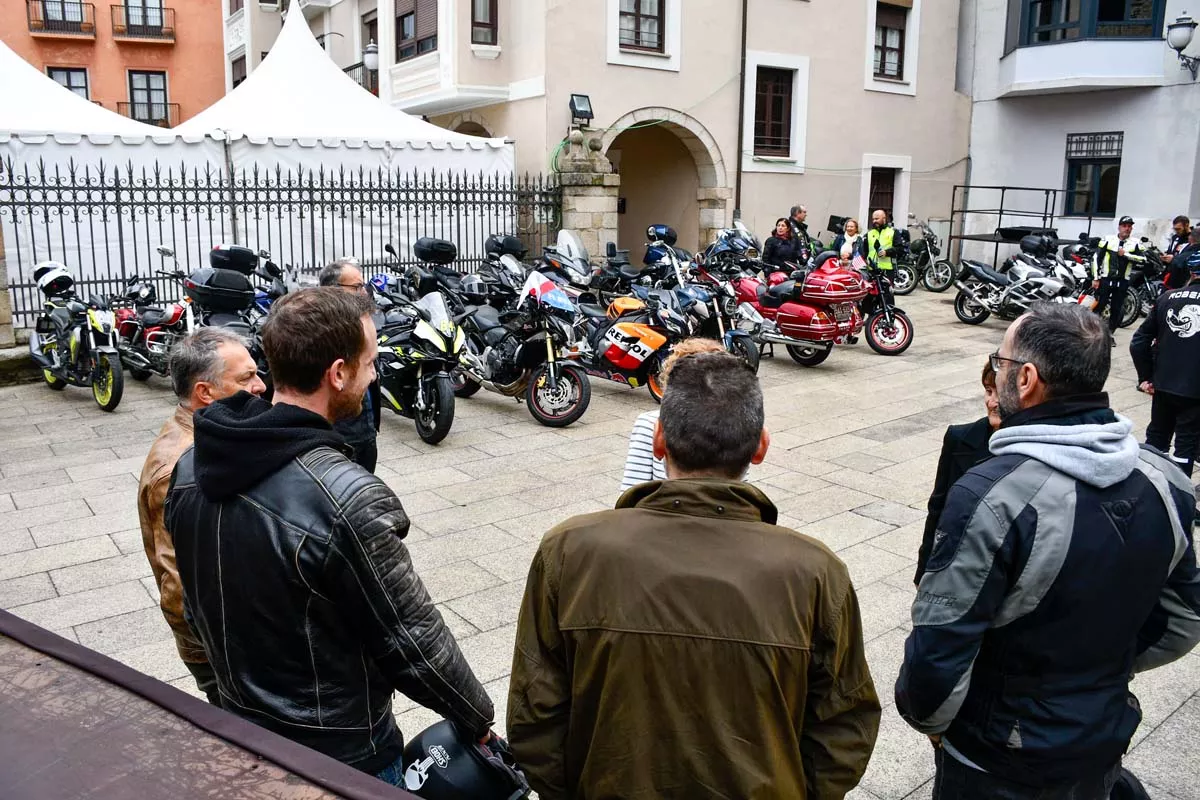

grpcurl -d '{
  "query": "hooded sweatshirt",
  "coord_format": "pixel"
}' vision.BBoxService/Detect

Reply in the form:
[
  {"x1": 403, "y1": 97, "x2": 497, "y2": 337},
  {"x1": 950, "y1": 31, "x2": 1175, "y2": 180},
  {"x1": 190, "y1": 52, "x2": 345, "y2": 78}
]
[
  {"x1": 192, "y1": 391, "x2": 347, "y2": 501},
  {"x1": 988, "y1": 394, "x2": 1140, "y2": 488}
]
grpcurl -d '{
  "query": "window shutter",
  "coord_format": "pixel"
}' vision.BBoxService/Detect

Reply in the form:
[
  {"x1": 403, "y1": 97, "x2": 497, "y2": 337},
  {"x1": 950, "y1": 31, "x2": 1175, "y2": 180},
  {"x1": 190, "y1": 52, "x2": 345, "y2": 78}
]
[
  {"x1": 416, "y1": 0, "x2": 437, "y2": 40},
  {"x1": 877, "y1": 5, "x2": 907, "y2": 30}
]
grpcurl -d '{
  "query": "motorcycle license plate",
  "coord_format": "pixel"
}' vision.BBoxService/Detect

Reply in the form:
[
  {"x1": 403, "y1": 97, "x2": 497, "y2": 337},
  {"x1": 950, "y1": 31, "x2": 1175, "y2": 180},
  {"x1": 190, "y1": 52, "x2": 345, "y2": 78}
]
[{"x1": 833, "y1": 303, "x2": 853, "y2": 322}]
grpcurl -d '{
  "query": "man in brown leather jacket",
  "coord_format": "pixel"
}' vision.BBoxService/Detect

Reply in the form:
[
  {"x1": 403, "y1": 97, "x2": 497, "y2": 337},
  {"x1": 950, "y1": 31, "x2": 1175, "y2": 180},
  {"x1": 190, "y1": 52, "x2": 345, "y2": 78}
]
[
  {"x1": 508, "y1": 350, "x2": 881, "y2": 799},
  {"x1": 138, "y1": 328, "x2": 265, "y2": 704}
]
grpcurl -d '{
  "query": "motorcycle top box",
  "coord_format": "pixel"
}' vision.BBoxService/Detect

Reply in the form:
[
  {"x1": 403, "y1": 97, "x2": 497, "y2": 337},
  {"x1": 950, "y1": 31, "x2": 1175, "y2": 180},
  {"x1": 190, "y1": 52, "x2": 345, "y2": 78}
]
[
  {"x1": 185, "y1": 267, "x2": 255, "y2": 313},
  {"x1": 209, "y1": 244, "x2": 260, "y2": 274},
  {"x1": 1019, "y1": 234, "x2": 1056, "y2": 258},
  {"x1": 800, "y1": 259, "x2": 869, "y2": 303},
  {"x1": 414, "y1": 237, "x2": 458, "y2": 265}
]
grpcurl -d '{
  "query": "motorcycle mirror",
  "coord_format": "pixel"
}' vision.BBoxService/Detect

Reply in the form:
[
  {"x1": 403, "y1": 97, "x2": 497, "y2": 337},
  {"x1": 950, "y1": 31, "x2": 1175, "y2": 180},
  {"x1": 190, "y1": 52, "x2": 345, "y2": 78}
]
[
  {"x1": 258, "y1": 249, "x2": 271, "y2": 260},
  {"x1": 156, "y1": 245, "x2": 174, "y2": 258},
  {"x1": 1140, "y1": 237, "x2": 1150, "y2": 243},
  {"x1": 385, "y1": 243, "x2": 398, "y2": 257}
]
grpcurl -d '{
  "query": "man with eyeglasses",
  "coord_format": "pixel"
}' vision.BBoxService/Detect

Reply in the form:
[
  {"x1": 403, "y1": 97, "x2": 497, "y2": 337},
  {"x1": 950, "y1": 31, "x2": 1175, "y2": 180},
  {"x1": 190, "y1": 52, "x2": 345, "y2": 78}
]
[
  {"x1": 318, "y1": 257, "x2": 380, "y2": 472},
  {"x1": 897, "y1": 303, "x2": 1200, "y2": 800}
]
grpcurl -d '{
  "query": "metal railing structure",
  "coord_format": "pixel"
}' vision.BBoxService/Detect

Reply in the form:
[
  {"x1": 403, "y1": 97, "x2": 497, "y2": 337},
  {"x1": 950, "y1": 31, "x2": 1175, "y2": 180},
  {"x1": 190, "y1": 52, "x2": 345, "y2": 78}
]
[
  {"x1": 26, "y1": 0, "x2": 96, "y2": 35},
  {"x1": 0, "y1": 159, "x2": 562, "y2": 326},
  {"x1": 111, "y1": 4, "x2": 176, "y2": 41},
  {"x1": 948, "y1": 184, "x2": 1097, "y2": 267},
  {"x1": 115, "y1": 102, "x2": 181, "y2": 128},
  {"x1": 342, "y1": 62, "x2": 379, "y2": 95}
]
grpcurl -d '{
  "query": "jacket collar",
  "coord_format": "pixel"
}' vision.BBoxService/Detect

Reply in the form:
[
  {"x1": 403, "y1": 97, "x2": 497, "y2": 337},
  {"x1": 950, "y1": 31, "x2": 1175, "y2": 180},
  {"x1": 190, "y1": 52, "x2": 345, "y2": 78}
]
[
  {"x1": 999, "y1": 392, "x2": 1114, "y2": 430},
  {"x1": 174, "y1": 403, "x2": 195, "y2": 433},
  {"x1": 617, "y1": 479, "x2": 778, "y2": 525}
]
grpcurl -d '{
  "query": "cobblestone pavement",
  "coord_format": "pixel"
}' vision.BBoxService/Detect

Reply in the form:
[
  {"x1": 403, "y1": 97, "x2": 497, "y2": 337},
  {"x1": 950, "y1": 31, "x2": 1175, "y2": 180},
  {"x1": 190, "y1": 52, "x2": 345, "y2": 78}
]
[{"x1": 1, "y1": 289, "x2": 1197, "y2": 799}]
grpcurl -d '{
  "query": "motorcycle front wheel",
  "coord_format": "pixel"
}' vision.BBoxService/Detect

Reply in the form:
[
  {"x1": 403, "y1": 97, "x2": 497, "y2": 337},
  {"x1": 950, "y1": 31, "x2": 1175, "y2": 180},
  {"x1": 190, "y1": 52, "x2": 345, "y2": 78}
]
[
  {"x1": 1117, "y1": 291, "x2": 1140, "y2": 329},
  {"x1": 786, "y1": 344, "x2": 832, "y2": 367},
  {"x1": 922, "y1": 260, "x2": 955, "y2": 293},
  {"x1": 866, "y1": 311, "x2": 914, "y2": 356},
  {"x1": 413, "y1": 375, "x2": 455, "y2": 445},
  {"x1": 91, "y1": 352, "x2": 124, "y2": 412},
  {"x1": 526, "y1": 364, "x2": 591, "y2": 428},
  {"x1": 954, "y1": 286, "x2": 991, "y2": 325},
  {"x1": 890, "y1": 266, "x2": 917, "y2": 296},
  {"x1": 725, "y1": 336, "x2": 760, "y2": 374}
]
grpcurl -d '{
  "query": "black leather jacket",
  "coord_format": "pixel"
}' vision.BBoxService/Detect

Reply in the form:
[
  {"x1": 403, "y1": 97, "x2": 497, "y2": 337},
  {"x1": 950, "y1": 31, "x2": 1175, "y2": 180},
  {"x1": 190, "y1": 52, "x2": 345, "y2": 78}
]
[{"x1": 165, "y1": 393, "x2": 493, "y2": 774}]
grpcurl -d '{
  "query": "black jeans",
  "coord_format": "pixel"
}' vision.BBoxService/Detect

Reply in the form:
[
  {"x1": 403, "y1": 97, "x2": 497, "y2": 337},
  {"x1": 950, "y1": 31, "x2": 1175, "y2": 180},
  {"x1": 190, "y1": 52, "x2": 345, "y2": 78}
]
[
  {"x1": 934, "y1": 748, "x2": 1121, "y2": 800},
  {"x1": 185, "y1": 660, "x2": 222, "y2": 707},
  {"x1": 1095, "y1": 278, "x2": 1129, "y2": 333},
  {"x1": 1146, "y1": 390, "x2": 1200, "y2": 477}
]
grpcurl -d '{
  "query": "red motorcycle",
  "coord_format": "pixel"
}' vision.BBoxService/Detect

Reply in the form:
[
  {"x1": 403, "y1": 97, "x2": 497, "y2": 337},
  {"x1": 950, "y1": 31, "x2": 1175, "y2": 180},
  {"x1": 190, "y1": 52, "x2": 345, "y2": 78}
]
[
  {"x1": 112, "y1": 247, "x2": 196, "y2": 381},
  {"x1": 729, "y1": 252, "x2": 868, "y2": 366}
]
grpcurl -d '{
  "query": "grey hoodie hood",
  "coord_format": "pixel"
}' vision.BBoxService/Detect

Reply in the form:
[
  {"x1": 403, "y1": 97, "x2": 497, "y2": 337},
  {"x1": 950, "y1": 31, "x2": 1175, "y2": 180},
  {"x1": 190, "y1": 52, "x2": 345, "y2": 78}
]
[{"x1": 989, "y1": 411, "x2": 1140, "y2": 489}]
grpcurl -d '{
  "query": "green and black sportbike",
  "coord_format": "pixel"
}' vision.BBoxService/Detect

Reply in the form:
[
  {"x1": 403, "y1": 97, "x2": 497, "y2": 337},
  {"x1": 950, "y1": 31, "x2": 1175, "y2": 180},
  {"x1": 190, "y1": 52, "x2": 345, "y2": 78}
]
[
  {"x1": 371, "y1": 279, "x2": 465, "y2": 445},
  {"x1": 28, "y1": 261, "x2": 124, "y2": 412}
]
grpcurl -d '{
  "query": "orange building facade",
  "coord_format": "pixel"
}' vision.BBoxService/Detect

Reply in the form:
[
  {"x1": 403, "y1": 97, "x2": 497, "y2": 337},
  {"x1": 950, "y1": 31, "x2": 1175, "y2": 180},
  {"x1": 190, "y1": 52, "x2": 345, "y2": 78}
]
[{"x1": 1, "y1": 0, "x2": 225, "y2": 127}]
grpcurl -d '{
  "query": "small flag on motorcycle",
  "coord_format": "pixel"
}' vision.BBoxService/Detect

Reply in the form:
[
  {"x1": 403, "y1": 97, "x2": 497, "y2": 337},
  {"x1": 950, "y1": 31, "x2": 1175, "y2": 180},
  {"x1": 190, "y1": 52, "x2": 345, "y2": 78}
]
[{"x1": 852, "y1": 255, "x2": 868, "y2": 271}]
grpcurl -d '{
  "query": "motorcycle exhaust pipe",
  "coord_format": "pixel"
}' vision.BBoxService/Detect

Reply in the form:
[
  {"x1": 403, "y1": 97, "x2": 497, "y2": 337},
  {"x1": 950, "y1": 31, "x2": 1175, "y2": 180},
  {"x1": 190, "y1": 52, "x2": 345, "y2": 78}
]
[
  {"x1": 120, "y1": 349, "x2": 154, "y2": 369},
  {"x1": 758, "y1": 330, "x2": 832, "y2": 350},
  {"x1": 954, "y1": 281, "x2": 986, "y2": 305}
]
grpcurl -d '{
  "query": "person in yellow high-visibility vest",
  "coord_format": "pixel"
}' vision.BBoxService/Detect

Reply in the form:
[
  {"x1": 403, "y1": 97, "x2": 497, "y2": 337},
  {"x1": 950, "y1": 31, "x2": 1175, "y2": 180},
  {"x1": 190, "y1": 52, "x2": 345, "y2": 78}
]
[{"x1": 866, "y1": 209, "x2": 896, "y2": 272}]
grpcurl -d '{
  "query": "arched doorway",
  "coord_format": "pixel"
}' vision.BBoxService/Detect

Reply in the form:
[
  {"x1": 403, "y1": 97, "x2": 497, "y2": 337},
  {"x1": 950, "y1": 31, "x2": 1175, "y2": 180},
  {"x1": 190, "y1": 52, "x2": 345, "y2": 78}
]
[
  {"x1": 454, "y1": 121, "x2": 492, "y2": 137},
  {"x1": 602, "y1": 108, "x2": 727, "y2": 254}
]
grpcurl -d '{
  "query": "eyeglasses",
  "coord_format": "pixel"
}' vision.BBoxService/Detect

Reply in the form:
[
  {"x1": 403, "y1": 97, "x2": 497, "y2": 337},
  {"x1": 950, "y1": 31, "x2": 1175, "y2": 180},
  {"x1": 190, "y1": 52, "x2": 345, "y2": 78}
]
[
  {"x1": 339, "y1": 281, "x2": 367, "y2": 291},
  {"x1": 989, "y1": 351, "x2": 1026, "y2": 373}
]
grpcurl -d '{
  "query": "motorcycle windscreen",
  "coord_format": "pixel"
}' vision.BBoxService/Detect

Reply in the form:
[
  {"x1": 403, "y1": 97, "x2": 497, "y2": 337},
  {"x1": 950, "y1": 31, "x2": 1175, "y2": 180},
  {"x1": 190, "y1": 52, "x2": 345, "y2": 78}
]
[
  {"x1": 520, "y1": 272, "x2": 575, "y2": 315},
  {"x1": 414, "y1": 292, "x2": 452, "y2": 330}
]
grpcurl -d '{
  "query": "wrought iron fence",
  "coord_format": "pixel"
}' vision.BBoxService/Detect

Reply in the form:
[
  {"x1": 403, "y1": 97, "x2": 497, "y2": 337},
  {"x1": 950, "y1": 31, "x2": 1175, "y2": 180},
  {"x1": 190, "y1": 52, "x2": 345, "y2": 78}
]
[
  {"x1": 0, "y1": 158, "x2": 562, "y2": 327},
  {"x1": 343, "y1": 62, "x2": 379, "y2": 95}
]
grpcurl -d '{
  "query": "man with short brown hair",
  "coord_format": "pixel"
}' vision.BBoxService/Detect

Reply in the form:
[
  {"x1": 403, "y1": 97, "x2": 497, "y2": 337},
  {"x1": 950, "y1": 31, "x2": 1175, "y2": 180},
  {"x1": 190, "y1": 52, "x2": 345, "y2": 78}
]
[
  {"x1": 166, "y1": 287, "x2": 494, "y2": 784},
  {"x1": 138, "y1": 327, "x2": 265, "y2": 705}
]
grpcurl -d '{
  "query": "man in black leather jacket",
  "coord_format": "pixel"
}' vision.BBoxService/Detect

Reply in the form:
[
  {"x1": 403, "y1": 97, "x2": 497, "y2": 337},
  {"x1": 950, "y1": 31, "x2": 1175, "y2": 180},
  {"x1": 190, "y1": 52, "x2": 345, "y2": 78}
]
[{"x1": 166, "y1": 287, "x2": 494, "y2": 782}]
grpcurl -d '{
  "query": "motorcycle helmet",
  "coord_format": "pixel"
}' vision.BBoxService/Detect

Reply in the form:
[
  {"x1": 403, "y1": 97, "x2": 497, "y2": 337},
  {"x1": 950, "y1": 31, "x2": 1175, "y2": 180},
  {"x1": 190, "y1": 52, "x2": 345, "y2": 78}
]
[
  {"x1": 485, "y1": 234, "x2": 528, "y2": 261},
  {"x1": 460, "y1": 274, "x2": 488, "y2": 305},
  {"x1": 34, "y1": 261, "x2": 74, "y2": 297},
  {"x1": 125, "y1": 280, "x2": 158, "y2": 306},
  {"x1": 646, "y1": 224, "x2": 678, "y2": 246},
  {"x1": 401, "y1": 722, "x2": 530, "y2": 800},
  {"x1": 607, "y1": 296, "x2": 645, "y2": 319}
]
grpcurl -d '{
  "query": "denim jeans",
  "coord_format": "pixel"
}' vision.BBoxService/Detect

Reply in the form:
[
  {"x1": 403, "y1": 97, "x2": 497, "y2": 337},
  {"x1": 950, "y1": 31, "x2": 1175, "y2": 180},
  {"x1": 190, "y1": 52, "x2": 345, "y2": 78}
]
[
  {"x1": 375, "y1": 753, "x2": 407, "y2": 787},
  {"x1": 184, "y1": 660, "x2": 222, "y2": 707},
  {"x1": 933, "y1": 748, "x2": 1122, "y2": 800}
]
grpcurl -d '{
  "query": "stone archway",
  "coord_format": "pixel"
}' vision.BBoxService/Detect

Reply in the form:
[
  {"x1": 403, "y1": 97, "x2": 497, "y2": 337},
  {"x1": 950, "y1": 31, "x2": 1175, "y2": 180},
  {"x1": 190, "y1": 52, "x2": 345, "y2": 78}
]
[
  {"x1": 444, "y1": 111, "x2": 492, "y2": 138},
  {"x1": 602, "y1": 108, "x2": 730, "y2": 251}
]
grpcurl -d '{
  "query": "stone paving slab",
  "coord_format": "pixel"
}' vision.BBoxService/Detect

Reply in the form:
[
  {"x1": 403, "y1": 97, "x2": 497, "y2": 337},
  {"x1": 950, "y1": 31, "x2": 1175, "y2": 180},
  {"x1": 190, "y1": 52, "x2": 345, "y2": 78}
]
[{"x1": 0, "y1": 290, "x2": 1195, "y2": 798}]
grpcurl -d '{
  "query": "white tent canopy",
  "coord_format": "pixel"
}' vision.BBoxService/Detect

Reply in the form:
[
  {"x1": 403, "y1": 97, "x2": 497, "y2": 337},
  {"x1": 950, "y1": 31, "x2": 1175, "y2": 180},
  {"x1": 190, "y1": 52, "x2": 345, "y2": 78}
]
[
  {"x1": 174, "y1": 6, "x2": 508, "y2": 159},
  {"x1": 0, "y1": 40, "x2": 178, "y2": 141}
]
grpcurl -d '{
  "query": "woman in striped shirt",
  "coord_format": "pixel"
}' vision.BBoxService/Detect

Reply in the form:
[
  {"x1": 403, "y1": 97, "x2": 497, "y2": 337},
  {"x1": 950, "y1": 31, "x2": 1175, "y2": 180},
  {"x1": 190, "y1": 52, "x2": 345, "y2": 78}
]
[{"x1": 620, "y1": 338, "x2": 729, "y2": 491}]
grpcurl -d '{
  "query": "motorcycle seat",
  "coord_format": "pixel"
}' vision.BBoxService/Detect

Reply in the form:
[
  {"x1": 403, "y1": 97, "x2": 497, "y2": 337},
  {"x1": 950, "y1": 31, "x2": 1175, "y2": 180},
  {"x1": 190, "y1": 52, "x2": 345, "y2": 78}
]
[
  {"x1": 138, "y1": 306, "x2": 170, "y2": 326},
  {"x1": 207, "y1": 312, "x2": 252, "y2": 334},
  {"x1": 608, "y1": 250, "x2": 631, "y2": 267},
  {"x1": 620, "y1": 264, "x2": 647, "y2": 281},
  {"x1": 976, "y1": 264, "x2": 1011, "y2": 286},
  {"x1": 768, "y1": 280, "x2": 798, "y2": 299},
  {"x1": 578, "y1": 303, "x2": 608, "y2": 319},
  {"x1": 755, "y1": 284, "x2": 785, "y2": 309}
]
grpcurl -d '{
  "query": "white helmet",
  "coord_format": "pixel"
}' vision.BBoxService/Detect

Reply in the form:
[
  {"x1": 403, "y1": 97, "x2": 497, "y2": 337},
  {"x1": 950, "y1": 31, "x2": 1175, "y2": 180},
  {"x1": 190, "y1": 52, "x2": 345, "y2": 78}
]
[{"x1": 34, "y1": 261, "x2": 74, "y2": 297}]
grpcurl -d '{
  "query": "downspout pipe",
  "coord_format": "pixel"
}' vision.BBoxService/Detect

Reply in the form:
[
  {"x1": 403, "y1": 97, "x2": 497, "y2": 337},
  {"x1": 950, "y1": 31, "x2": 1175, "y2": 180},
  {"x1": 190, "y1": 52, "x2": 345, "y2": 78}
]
[{"x1": 733, "y1": 0, "x2": 749, "y2": 220}]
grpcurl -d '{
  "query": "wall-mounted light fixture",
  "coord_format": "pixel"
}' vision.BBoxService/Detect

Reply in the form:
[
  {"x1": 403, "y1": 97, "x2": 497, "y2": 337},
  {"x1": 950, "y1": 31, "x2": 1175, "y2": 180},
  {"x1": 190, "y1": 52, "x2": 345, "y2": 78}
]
[
  {"x1": 569, "y1": 94, "x2": 593, "y2": 127},
  {"x1": 1167, "y1": 13, "x2": 1199, "y2": 80}
]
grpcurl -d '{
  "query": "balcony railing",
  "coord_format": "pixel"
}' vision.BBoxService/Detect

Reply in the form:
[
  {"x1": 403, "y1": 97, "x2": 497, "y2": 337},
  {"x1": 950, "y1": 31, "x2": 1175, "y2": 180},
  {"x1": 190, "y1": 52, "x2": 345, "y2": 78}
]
[
  {"x1": 343, "y1": 62, "x2": 379, "y2": 95},
  {"x1": 111, "y1": 5, "x2": 175, "y2": 41},
  {"x1": 117, "y1": 101, "x2": 179, "y2": 128},
  {"x1": 26, "y1": 1, "x2": 97, "y2": 36}
]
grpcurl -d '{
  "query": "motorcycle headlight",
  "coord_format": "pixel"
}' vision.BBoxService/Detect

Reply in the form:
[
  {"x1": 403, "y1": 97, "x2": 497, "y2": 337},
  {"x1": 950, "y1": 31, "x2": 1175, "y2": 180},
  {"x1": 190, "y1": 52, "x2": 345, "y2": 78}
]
[{"x1": 745, "y1": 248, "x2": 760, "y2": 259}]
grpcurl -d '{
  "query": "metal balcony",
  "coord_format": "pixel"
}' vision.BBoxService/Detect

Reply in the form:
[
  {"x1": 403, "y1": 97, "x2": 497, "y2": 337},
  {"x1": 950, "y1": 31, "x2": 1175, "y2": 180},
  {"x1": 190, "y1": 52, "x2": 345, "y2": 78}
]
[
  {"x1": 117, "y1": 101, "x2": 179, "y2": 128},
  {"x1": 343, "y1": 62, "x2": 379, "y2": 95},
  {"x1": 111, "y1": 5, "x2": 175, "y2": 42},
  {"x1": 26, "y1": 1, "x2": 97, "y2": 37}
]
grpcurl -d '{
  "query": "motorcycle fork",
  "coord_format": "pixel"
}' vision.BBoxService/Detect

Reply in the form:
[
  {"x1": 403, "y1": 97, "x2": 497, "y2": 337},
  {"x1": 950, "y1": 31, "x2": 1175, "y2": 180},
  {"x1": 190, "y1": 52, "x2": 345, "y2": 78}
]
[
  {"x1": 714, "y1": 300, "x2": 727, "y2": 338},
  {"x1": 544, "y1": 321, "x2": 561, "y2": 383},
  {"x1": 414, "y1": 364, "x2": 428, "y2": 411}
]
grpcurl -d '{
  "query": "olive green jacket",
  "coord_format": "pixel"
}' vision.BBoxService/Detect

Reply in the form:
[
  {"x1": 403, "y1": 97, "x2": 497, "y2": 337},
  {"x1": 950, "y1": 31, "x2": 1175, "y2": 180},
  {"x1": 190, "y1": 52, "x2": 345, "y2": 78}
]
[{"x1": 507, "y1": 479, "x2": 880, "y2": 800}]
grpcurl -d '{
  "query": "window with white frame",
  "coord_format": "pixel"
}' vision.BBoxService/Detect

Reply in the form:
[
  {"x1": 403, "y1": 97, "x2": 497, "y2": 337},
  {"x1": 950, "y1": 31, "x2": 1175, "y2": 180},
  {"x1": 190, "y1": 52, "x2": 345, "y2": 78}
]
[
  {"x1": 742, "y1": 51, "x2": 809, "y2": 174},
  {"x1": 865, "y1": 0, "x2": 920, "y2": 95},
  {"x1": 606, "y1": 0, "x2": 680, "y2": 72},
  {"x1": 874, "y1": 3, "x2": 907, "y2": 79}
]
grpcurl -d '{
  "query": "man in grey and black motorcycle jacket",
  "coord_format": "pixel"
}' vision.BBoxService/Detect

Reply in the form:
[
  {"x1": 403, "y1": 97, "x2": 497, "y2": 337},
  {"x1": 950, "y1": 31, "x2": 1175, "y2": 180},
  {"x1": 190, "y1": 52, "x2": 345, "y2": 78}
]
[{"x1": 897, "y1": 303, "x2": 1200, "y2": 797}]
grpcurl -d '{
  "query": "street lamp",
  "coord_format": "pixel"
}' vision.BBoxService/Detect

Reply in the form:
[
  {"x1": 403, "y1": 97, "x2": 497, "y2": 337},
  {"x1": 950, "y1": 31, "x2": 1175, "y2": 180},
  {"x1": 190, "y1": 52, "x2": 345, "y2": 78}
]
[
  {"x1": 363, "y1": 41, "x2": 379, "y2": 72},
  {"x1": 1167, "y1": 13, "x2": 1199, "y2": 80}
]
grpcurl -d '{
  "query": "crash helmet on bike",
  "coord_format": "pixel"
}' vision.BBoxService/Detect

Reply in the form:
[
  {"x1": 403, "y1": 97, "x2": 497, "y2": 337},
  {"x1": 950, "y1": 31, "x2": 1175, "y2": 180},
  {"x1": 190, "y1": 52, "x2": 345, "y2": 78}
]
[
  {"x1": 34, "y1": 262, "x2": 74, "y2": 297},
  {"x1": 401, "y1": 721, "x2": 530, "y2": 800},
  {"x1": 607, "y1": 296, "x2": 645, "y2": 319},
  {"x1": 460, "y1": 274, "x2": 488, "y2": 305}
]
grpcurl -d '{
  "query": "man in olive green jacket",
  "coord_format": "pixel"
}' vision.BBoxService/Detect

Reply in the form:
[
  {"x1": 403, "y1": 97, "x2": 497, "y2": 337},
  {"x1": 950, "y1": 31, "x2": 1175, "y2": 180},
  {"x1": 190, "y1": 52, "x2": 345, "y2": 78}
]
[{"x1": 508, "y1": 350, "x2": 880, "y2": 799}]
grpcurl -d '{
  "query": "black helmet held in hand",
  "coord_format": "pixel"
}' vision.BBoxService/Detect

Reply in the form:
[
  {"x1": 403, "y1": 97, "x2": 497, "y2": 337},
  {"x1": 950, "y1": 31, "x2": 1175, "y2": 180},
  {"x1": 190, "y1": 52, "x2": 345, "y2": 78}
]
[{"x1": 401, "y1": 721, "x2": 530, "y2": 800}]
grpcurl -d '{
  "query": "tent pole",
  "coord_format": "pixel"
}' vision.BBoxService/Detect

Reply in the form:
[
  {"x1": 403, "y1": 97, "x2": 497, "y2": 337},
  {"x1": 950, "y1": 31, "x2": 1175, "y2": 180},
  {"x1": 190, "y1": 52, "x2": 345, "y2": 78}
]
[{"x1": 221, "y1": 133, "x2": 240, "y2": 246}]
